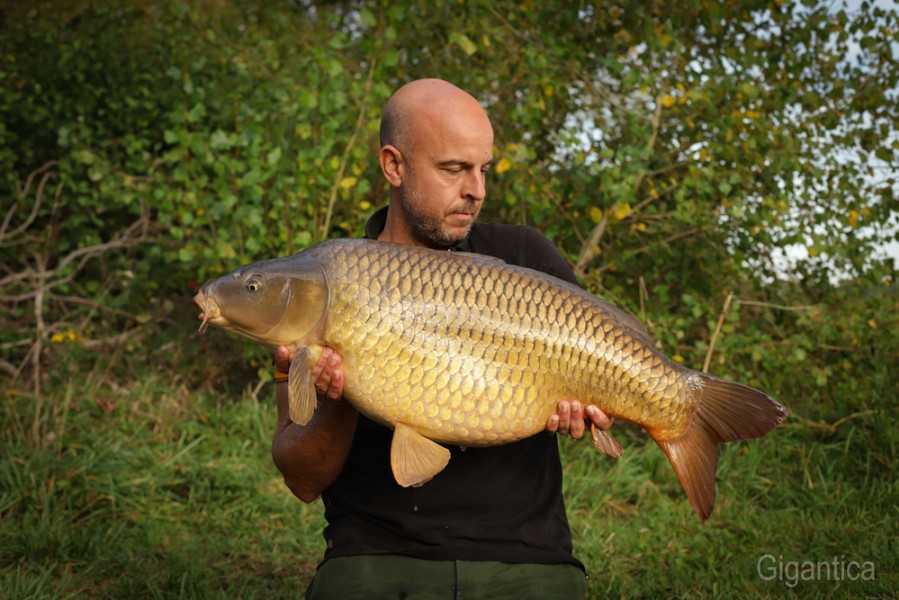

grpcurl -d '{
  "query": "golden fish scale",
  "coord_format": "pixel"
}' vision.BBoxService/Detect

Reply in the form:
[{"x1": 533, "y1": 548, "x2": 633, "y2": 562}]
[{"x1": 313, "y1": 241, "x2": 694, "y2": 445}]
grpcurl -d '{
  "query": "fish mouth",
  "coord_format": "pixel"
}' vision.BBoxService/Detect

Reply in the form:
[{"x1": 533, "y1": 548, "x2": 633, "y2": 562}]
[{"x1": 193, "y1": 292, "x2": 222, "y2": 334}]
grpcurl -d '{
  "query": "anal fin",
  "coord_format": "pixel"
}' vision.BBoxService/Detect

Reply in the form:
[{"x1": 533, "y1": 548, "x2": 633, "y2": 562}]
[
  {"x1": 591, "y1": 424, "x2": 623, "y2": 457},
  {"x1": 288, "y1": 348, "x2": 318, "y2": 425},
  {"x1": 390, "y1": 423, "x2": 451, "y2": 488}
]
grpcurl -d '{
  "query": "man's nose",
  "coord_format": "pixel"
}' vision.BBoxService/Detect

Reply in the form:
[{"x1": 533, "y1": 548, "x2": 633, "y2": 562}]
[{"x1": 463, "y1": 170, "x2": 486, "y2": 201}]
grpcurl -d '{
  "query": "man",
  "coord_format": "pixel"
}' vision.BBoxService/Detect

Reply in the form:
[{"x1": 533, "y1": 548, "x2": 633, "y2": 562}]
[{"x1": 272, "y1": 78, "x2": 612, "y2": 599}]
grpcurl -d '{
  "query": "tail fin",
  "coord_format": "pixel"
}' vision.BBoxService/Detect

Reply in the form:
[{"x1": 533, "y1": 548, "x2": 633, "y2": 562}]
[{"x1": 655, "y1": 374, "x2": 787, "y2": 522}]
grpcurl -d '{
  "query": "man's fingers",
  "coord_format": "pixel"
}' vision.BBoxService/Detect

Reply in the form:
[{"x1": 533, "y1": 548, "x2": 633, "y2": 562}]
[
  {"x1": 274, "y1": 345, "x2": 291, "y2": 372},
  {"x1": 311, "y1": 348, "x2": 331, "y2": 383},
  {"x1": 568, "y1": 401, "x2": 586, "y2": 439},
  {"x1": 547, "y1": 401, "x2": 612, "y2": 440},
  {"x1": 545, "y1": 414, "x2": 560, "y2": 433},
  {"x1": 586, "y1": 405, "x2": 613, "y2": 430},
  {"x1": 556, "y1": 400, "x2": 571, "y2": 434},
  {"x1": 313, "y1": 348, "x2": 344, "y2": 398},
  {"x1": 325, "y1": 370, "x2": 344, "y2": 400}
]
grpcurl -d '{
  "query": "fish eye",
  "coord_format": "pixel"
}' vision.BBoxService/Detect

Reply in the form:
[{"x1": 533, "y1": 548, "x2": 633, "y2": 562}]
[{"x1": 246, "y1": 276, "x2": 264, "y2": 292}]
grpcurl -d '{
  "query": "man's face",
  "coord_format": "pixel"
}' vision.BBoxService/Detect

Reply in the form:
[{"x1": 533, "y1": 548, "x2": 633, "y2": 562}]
[{"x1": 398, "y1": 105, "x2": 494, "y2": 249}]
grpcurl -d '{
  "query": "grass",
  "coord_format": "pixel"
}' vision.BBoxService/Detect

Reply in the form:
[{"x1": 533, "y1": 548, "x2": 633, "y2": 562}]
[{"x1": 2, "y1": 318, "x2": 896, "y2": 598}]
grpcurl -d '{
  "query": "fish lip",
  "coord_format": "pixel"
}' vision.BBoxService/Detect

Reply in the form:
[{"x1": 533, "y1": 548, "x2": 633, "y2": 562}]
[{"x1": 193, "y1": 292, "x2": 223, "y2": 333}]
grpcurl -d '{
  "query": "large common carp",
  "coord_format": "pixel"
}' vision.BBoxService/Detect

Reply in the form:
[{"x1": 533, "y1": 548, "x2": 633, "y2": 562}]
[{"x1": 194, "y1": 238, "x2": 786, "y2": 521}]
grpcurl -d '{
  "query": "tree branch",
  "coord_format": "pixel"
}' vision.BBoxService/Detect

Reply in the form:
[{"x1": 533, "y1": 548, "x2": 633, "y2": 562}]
[
  {"x1": 575, "y1": 93, "x2": 666, "y2": 276},
  {"x1": 2, "y1": 161, "x2": 60, "y2": 245},
  {"x1": 320, "y1": 60, "x2": 377, "y2": 240}
]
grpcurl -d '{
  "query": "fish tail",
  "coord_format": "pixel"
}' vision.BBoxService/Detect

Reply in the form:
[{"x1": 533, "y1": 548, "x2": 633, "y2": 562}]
[{"x1": 654, "y1": 374, "x2": 787, "y2": 521}]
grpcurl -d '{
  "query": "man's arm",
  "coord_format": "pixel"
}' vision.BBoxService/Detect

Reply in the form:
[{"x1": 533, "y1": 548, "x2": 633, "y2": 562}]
[{"x1": 271, "y1": 346, "x2": 358, "y2": 502}]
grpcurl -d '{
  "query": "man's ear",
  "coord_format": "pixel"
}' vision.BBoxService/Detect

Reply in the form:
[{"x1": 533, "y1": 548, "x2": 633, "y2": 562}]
[{"x1": 379, "y1": 145, "x2": 404, "y2": 187}]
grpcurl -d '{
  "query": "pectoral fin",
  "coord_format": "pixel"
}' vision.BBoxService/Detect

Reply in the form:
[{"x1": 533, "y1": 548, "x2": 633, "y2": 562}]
[
  {"x1": 288, "y1": 349, "x2": 317, "y2": 425},
  {"x1": 390, "y1": 423, "x2": 451, "y2": 488},
  {"x1": 591, "y1": 424, "x2": 623, "y2": 457}
]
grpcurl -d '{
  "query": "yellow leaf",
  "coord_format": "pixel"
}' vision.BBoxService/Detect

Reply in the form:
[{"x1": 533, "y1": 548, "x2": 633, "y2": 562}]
[
  {"x1": 661, "y1": 94, "x2": 676, "y2": 108},
  {"x1": 50, "y1": 329, "x2": 80, "y2": 344},
  {"x1": 495, "y1": 157, "x2": 512, "y2": 175},
  {"x1": 588, "y1": 206, "x2": 603, "y2": 223},
  {"x1": 611, "y1": 202, "x2": 631, "y2": 220},
  {"x1": 847, "y1": 210, "x2": 859, "y2": 228},
  {"x1": 339, "y1": 176, "x2": 357, "y2": 189},
  {"x1": 544, "y1": 85, "x2": 554, "y2": 97},
  {"x1": 359, "y1": 200, "x2": 372, "y2": 211},
  {"x1": 867, "y1": 319, "x2": 877, "y2": 329}
]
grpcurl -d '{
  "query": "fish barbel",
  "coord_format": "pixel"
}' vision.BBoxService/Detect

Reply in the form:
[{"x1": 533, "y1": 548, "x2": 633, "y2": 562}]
[{"x1": 194, "y1": 238, "x2": 786, "y2": 521}]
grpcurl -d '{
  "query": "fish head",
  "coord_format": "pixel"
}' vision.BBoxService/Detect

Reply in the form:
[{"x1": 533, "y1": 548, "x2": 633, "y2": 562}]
[{"x1": 193, "y1": 252, "x2": 328, "y2": 348}]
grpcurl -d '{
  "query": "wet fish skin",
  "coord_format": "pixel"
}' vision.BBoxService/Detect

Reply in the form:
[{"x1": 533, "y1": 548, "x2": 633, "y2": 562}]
[{"x1": 194, "y1": 238, "x2": 787, "y2": 520}]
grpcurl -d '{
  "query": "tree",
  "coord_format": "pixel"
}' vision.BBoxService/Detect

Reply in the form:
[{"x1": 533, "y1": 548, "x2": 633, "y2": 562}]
[{"x1": 1, "y1": 0, "x2": 896, "y2": 411}]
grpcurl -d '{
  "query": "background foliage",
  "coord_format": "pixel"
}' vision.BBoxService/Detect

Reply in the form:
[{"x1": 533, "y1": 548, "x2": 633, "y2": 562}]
[{"x1": 2, "y1": 0, "x2": 896, "y2": 597}]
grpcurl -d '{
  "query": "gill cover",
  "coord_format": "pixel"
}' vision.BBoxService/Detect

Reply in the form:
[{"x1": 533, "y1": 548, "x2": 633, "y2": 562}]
[{"x1": 203, "y1": 252, "x2": 329, "y2": 347}]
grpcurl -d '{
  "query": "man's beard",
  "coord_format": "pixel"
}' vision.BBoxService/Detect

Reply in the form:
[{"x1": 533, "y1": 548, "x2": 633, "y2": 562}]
[{"x1": 399, "y1": 184, "x2": 478, "y2": 250}]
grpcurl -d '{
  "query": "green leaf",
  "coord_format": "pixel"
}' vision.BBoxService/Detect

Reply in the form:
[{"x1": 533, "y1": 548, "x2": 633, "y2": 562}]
[
  {"x1": 449, "y1": 32, "x2": 477, "y2": 56},
  {"x1": 210, "y1": 130, "x2": 232, "y2": 150},
  {"x1": 187, "y1": 103, "x2": 206, "y2": 123},
  {"x1": 359, "y1": 7, "x2": 376, "y2": 28},
  {"x1": 267, "y1": 147, "x2": 282, "y2": 167}
]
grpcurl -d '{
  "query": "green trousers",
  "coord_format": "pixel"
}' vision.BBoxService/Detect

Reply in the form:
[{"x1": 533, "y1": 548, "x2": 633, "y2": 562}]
[{"x1": 304, "y1": 554, "x2": 588, "y2": 600}]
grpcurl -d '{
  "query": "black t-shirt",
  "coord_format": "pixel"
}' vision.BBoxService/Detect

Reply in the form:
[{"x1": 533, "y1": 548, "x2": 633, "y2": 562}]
[{"x1": 319, "y1": 207, "x2": 585, "y2": 571}]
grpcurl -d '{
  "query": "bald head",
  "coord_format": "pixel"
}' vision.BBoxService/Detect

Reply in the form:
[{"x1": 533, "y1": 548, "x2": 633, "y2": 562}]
[
  {"x1": 379, "y1": 79, "x2": 492, "y2": 151},
  {"x1": 376, "y1": 79, "x2": 494, "y2": 248}
]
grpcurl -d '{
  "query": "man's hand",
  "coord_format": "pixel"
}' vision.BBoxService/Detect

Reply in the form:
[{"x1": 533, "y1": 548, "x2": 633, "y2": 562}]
[
  {"x1": 545, "y1": 401, "x2": 612, "y2": 440},
  {"x1": 274, "y1": 345, "x2": 345, "y2": 400}
]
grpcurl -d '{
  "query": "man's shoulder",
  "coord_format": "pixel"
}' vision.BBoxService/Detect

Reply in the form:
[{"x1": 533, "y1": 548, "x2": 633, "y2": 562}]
[
  {"x1": 467, "y1": 220, "x2": 547, "y2": 259},
  {"x1": 467, "y1": 221, "x2": 578, "y2": 285}
]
